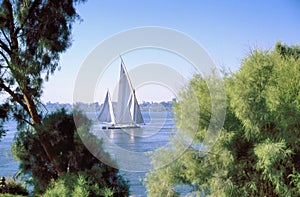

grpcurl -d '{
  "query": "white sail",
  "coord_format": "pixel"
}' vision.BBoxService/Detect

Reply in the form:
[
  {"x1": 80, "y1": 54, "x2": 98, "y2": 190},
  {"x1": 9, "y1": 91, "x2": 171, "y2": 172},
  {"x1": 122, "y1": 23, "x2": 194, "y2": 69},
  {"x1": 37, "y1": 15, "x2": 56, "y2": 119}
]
[
  {"x1": 115, "y1": 60, "x2": 135, "y2": 124},
  {"x1": 99, "y1": 58, "x2": 144, "y2": 128},
  {"x1": 98, "y1": 90, "x2": 116, "y2": 124},
  {"x1": 129, "y1": 90, "x2": 145, "y2": 124}
]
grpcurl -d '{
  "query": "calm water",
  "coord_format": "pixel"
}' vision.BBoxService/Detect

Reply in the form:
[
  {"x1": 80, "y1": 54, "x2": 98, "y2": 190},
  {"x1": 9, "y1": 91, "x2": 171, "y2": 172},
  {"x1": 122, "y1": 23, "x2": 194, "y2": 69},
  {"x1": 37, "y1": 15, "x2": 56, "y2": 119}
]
[
  {"x1": 0, "y1": 111, "x2": 176, "y2": 196},
  {"x1": 0, "y1": 121, "x2": 19, "y2": 178},
  {"x1": 91, "y1": 111, "x2": 176, "y2": 196}
]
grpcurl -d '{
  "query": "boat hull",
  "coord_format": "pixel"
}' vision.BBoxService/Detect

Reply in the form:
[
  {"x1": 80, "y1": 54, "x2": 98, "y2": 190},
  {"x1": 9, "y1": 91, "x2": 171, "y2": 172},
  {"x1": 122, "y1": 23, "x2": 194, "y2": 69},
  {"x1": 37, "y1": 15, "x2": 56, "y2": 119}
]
[{"x1": 102, "y1": 124, "x2": 141, "y2": 129}]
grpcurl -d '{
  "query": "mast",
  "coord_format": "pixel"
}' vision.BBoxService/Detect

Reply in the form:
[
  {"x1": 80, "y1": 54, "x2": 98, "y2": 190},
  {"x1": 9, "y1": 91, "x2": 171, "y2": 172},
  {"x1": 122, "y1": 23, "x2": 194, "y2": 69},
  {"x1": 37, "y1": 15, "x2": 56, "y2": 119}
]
[{"x1": 115, "y1": 57, "x2": 144, "y2": 125}]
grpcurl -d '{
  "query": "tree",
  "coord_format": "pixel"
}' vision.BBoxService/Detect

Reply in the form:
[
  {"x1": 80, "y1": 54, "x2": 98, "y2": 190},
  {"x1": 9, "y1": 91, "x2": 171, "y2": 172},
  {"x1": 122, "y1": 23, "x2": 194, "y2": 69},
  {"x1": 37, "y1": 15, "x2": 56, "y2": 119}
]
[
  {"x1": 0, "y1": 0, "x2": 84, "y2": 174},
  {"x1": 12, "y1": 109, "x2": 129, "y2": 196},
  {"x1": 145, "y1": 43, "x2": 300, "y2": 196},
  {"x1": 0, "y1": 102, "x2": 9, "y2": 140}
]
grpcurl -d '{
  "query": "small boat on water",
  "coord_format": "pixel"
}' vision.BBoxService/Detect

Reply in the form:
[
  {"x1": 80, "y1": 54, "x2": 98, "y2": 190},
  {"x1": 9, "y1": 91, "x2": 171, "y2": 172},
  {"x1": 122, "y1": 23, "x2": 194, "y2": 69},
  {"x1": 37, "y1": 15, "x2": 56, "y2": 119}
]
[{"x1": 98, "y1": 58, "x2": 144, "y2": 129}]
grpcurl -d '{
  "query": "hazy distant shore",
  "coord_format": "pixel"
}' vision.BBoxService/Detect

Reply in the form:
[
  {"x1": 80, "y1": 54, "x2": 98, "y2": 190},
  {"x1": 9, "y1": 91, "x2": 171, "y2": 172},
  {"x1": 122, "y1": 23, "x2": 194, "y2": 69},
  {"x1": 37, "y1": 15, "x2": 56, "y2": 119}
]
[{"x1": 45, "y1": 100, "x2": 174, "y2": 113}]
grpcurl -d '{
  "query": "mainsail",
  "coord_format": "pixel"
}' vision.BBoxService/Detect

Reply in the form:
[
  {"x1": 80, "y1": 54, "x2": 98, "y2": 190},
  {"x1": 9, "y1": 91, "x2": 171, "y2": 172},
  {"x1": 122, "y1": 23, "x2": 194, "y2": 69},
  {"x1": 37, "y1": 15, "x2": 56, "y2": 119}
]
[
  {"x1": 115, "y1": 60, "x2": 134, "y2": 124},
  {"x1": 98, "y1": 90, "x2": 116, "y2": 124},
  {"x1": 99, "y1": 58, "x2": 144, "y2": 128}
]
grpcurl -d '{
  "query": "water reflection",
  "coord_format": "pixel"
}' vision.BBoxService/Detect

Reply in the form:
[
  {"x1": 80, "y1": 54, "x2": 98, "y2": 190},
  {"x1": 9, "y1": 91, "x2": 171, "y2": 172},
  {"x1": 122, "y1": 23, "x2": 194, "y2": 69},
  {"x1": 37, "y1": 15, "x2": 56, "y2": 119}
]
[
  {"x1": 88, "y1": 111, "x2": 176, "y2": 172},
  {"x1": 100, "y1": 112, "x2": 175, "y2": 152},
  {"x1": 84, "y1": 111, "x2": 176, "y2": 195},
  {"x1": 129, "y1": 130, "x2": 135, "y2": 142},
  {"x1": 109, "y1": 129, "x2": 115, "y2": 138}
]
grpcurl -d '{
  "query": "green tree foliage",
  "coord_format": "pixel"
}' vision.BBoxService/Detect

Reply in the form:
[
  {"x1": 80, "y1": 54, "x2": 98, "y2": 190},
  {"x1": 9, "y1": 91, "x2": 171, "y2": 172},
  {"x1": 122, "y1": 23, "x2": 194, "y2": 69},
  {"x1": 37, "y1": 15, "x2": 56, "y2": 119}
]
[
  {"x1": 145, "y1": 42, "x2": 300, "y2": 196},
  {"x1": 44, "y1": 173, "x2": 115, "y2": 197},
  {"x1": 12, "y1": 109, "x2": 129, "y2": 196},
  {"x1": 0, "y1": 0, "x2": 84, "y2": 174}
]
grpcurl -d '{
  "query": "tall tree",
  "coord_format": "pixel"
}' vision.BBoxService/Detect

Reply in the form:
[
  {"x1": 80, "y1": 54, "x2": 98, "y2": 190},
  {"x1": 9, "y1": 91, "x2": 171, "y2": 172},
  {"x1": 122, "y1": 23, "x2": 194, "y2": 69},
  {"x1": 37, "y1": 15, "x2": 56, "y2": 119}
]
[
  {"x1": 145, "y1": 43, "x2": 300, "y2": 196},
  {"x1": 12, "y1": 109, "x2": 129, "y2": 195},
  {"x1": 0, "y1": 0, "x2": 84, "y2": 175}
]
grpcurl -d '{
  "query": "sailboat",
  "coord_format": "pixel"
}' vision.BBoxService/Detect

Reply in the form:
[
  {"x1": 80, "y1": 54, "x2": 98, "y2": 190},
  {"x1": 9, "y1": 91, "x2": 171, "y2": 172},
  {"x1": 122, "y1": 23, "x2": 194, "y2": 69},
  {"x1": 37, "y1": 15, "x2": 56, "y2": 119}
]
[{"x1": 98, "y1": 58, "x2": 144, "y2": 129}]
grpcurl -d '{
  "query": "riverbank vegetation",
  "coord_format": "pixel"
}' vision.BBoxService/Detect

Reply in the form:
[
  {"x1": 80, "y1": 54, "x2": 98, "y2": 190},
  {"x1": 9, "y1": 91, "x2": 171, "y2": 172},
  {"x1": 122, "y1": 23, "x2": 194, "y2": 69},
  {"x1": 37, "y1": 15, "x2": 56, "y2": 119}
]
[
  {"x1": 145, "y1": 42, "x2": 300, "y2": 197},
  {"x1": 11, "y1": 109, "x2": 129, "y2": 196}
]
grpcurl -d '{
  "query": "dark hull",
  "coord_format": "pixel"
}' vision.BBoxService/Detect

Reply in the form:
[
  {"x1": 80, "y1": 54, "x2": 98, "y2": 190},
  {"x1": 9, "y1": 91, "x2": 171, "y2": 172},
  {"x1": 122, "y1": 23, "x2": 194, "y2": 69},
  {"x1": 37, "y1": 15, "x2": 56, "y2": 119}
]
[{"x1": 102, "y1": 124, "x2": 141, "y2": 129}]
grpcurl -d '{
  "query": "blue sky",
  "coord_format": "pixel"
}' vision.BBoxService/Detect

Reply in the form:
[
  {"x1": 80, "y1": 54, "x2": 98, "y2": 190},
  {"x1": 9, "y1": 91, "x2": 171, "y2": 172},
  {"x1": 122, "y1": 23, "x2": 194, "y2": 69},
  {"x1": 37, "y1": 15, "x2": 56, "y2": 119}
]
[{"x1": 41, "y1": 0, "x2": 300, "y2": 103}]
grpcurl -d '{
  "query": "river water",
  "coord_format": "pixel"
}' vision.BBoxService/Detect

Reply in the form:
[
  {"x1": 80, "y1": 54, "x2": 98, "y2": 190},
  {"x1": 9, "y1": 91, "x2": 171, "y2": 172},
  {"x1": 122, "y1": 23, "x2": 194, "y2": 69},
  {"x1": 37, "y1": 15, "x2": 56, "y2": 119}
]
[
  {"x1": 0, "y1": 111, "x2": 176, "y2": 196},
  {"x1": 0, "y1": 121, "x2": 19, "y2": 178}
]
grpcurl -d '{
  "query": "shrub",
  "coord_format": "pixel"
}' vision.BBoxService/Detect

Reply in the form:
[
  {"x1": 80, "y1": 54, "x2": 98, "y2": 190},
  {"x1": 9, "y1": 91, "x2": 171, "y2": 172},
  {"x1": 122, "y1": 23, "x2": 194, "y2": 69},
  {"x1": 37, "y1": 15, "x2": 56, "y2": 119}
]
[
  {"x1": 44, "y1": 172, "x2": 117, "y2": 197},
  {"x1": 0, "y1": 177, "x2": 28, "y2": 196}
]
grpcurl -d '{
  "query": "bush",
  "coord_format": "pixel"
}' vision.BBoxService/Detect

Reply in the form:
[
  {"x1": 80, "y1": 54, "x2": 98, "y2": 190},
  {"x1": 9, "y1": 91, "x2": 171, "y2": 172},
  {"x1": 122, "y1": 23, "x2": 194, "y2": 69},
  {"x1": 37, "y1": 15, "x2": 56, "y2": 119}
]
[
  {"x1": 145, "y1": 43, "x2": 300, "y2": 196},
  {"x1": 0, "y1": 177, "x2": 28, "y2": 196},
  {"x1": 44, "y1": 172, "x2": 117, "y2": 197}
]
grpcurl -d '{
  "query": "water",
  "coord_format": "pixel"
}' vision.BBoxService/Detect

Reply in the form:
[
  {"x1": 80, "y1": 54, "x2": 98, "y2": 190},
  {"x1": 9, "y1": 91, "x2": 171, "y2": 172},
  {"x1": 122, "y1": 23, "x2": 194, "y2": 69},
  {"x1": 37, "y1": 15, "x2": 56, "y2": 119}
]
[
  {"x1": 91, "y1": 111, "x2": 176, "y2": 196},
  {"x1": 0, "y1": 121, "x2": 19, "y2": 178},
  {"x1": 0, "y1": 111, "x2": 176, "y2": 196}
]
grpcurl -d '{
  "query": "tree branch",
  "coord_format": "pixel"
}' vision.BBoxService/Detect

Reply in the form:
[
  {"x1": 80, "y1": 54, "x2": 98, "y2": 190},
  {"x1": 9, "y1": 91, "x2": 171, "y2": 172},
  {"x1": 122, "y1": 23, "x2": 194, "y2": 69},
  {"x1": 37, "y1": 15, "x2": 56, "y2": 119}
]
[
  {"x1": 37, "y1": 99, "x2": 49, "y2": 116},
  {"x1": 0, "y1": 50, "x2": 10, "y2": 67},
  {"x1": 0, "y1": 39, "x2": 12, "y2": 55},
  {"x1": 12, "y1": 113, "x2": 33, "y2": 127},
  {"x1": 0, "y1": 79, "x2": 29, "y2": 114},
  {"x1": 14, "y1": 0, "x2": 42, "y2": 35},
  {"x1": 1, "y1": 29, "x2": 11, "y2": 49}
]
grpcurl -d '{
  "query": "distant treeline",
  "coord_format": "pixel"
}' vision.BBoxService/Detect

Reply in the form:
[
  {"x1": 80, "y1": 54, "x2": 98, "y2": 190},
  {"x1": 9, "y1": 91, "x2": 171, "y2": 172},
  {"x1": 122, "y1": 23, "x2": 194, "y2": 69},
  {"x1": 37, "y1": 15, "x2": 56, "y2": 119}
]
[{"x1": 45, "y1": 100, "x2": 175, "y2": 112}]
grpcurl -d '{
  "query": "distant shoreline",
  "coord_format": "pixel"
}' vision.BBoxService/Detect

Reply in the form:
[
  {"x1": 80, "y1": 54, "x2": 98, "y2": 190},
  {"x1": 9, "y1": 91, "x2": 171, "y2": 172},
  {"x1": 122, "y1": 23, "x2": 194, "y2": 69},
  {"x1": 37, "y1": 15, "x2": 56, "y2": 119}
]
[{"x1": 45, "y1": 100, "x2": 174, "y2": 113}]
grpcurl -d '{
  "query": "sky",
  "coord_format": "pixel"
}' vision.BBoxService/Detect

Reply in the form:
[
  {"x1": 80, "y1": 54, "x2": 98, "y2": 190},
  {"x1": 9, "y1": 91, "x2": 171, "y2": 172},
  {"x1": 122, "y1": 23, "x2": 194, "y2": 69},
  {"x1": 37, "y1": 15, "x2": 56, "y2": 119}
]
[{"x1": 41, "y1": 0, "x2": 300, "y2": 104}]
